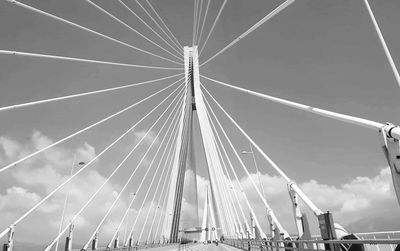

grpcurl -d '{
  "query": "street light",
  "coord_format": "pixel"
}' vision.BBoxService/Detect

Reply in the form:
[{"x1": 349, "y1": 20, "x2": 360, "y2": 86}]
[
  {"x1": 241, "y1": 144, "x2": 267, "y2": 201},
  {"x1": 123, "y1": 193, "x2": 134, "y2": 246},
  {"x1": 54, "y1": 155, "x2": 85, "y2": 251}
]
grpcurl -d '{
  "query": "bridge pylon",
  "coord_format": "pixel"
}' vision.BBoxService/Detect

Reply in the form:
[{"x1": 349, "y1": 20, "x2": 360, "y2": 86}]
[{"x1": 163, "y1": 46, "x2": 243, "y2": 243}]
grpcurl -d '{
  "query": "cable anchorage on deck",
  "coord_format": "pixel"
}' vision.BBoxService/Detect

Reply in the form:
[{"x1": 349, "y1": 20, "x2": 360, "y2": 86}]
[{"x1": 380, "y1": 123, "x2": 400, "y2": 206}]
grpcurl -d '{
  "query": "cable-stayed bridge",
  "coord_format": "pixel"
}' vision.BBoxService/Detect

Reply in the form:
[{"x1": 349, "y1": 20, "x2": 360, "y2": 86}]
[{"x1": 0, "y1": 0, "x2": 400, "y2": 251}]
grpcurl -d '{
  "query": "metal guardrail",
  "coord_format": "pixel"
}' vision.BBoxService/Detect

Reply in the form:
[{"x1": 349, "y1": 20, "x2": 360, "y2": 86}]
[
  {"x1": 69, "y1": 242, "x2": 178, "y2": 251},
  {"x1": 355, "y1": 232, "x2": 400, "y2": 239},
  {"x1": 355, "y1": 231, "x2": 400, "y2": 251},
  {"x1": 224, "y1": 238, "x2": 400, "y2": 251}
]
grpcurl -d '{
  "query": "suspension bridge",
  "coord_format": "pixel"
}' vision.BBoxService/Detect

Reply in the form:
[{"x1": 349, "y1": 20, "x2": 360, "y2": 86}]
[{"x1": 0, "y1": 0, "x2": 400, "y2": 251}]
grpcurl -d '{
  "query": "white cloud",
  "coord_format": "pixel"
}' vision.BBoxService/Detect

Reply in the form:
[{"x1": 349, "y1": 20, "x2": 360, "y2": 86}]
[
  {"x1": 0, "y1": 186, "x2": 41, "y2": 211},
  {"x1": 178, "y1": 166, "x2": 397, "y2": 237},
  {"x1": 0, "y1": 131, "x2": 131, "y2": 245},
  {"x1": 132, "y1": 130, "x2": 159, "y2": 146},
  {"x1": 76, "y1": 142, "x2": 96, "y2": 163},
  {"x1": 1, "y1": 129, "x2": 398, "y2": 246},
  {"x1": 0, "y1": 136, "x2": 20, "y2": 159},
  {"x1": 226, "y1": 166, "x2": 397, "y2": 235},
  {"x1": 13, "y1": 164, "x2": 64, "y2": 192},
  {"x1": 301, "y1": 167, "x2": 394, "y2": 213},
  {"x1": 31, "y1": 130, "x2": 52, "y2": 150}
]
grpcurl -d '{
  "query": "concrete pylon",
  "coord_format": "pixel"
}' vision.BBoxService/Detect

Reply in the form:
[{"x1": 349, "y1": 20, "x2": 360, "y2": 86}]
[
  {"x1": 165, "y1": 47, "x2": 196, "y2": 243},
  {"x1": 163, "y1": 46, "x2": 226, "y2": 242}
]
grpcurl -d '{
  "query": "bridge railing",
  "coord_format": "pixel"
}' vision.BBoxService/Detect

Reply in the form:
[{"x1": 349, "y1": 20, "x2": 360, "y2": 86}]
[
  {"x1": 355, "y1": 232, "x2": 400, "y2": 251},
  {"x1": 224, "y1": 238, "x2": 400, "y2": 251},
  {"x1": 71, "y1": 242, "x2": 178, "y2": 251},
  {"x1": 355, "y1": 231, "x2": 400, "y2": 239}
]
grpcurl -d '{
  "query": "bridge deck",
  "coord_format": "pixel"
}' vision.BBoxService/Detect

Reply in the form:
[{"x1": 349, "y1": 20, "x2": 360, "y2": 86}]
[
  {"x1": 179, "y1": 243, "x2": 242, "y2": 251},
  {"x1": 139, "y1": 243, "x2": 242, "y2": 251}
]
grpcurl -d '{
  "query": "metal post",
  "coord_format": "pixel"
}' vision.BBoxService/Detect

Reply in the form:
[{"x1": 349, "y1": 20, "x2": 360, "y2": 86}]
[
  {"x1": 288, "y1": 182, "x2": 308, "y2": 238},
  {"x1": 56, "y1": 156, "x2": 80, "y2": 251},
  {"x1": 91, "y1": 233, "x2": 98, "y2": 250},
  {"x1": 64, "y1": 224, "x2": 74, "y2": 251},
  {"x1": 250, "y1": 213, "x2": 256, "y2": 239},
  {"x1": 128, "y1": 236, "x2": 133, "y2": 248},
  {"x1": 374, "y1": 236, "x2": 381, "y2": 251},
  {"x1": 266, "y1": 214, "x2": 276, "y2": 240},
  {"x1": 317, "y1": 212, "x2": 340, "y2": 251},
  {"x1": 249, "y1": 143, "x2": 267, "y2": 200},
  {"x1": 2, "y1": 226, "x2": 14, "y2": 251},
  {"x1": 388, "y1": 235, "x2": 394, "y2": 251},
  {"x1": 380, "y1": 124, "x2": 400, "y2": 206},
  {"x1": 114, "y1": 233, "x2": 119, "y2": 249},
  {"x1": 235, "y1": 224, "x2": 239, "y2": 240}
]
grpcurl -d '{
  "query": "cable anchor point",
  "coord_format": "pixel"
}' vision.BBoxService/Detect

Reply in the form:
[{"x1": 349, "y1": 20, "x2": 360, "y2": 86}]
[
  {"x1": 2, "y1": 225, "x2": 15, "y2": 251},
  {"x1": 380, "y1": 123, "x2": 400, "y2": 206}
]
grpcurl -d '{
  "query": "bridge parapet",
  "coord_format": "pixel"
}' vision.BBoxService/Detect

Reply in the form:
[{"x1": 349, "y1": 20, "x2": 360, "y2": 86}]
[
  {"x1": 71, "y1": 242, "x2": 178, "y2": 251},
  {"x1": 224, "y1": 237, "x2": 400, "y2": 251}
]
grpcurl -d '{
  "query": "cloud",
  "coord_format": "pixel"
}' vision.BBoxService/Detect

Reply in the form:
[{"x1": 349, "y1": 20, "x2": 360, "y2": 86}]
[
  {"x1": 12, "y1": 164, "x2": 64, "y2": 192},
  {"x1": 76, "y1": 142, "x2": 96, "y2": 163},
  {"x1": 0, "y1": 131, "x2": 131, "y2": 246},
  {"x1": 0, "y1": 186, "x2": 41, "y2": 211},
  {"x1": 1, "y1": 129, "x2": 398, "y2": 247},
  {"x1": 118, "y1": 129, "x2": 161, "y2": 169},
  {"x1": 0, "y1": 136, "x2": 21, "y2": 159},
  {"x1": 227, "y1": 166, "x2": 397, "y2": 235},
  {"x1": 179, "y1": 166, "x2": 397, "y2": 237},
  {"x1": 132, "y1": 130, "x2": 159, "y2": 146},
  {"x1": 301, "y1": 167, "x2": 394, "y2": 212},
  {"x1": 31, "y1": 131, "x2": 52, "y2": 150},
  {"x1": 0, "y1": 128, "x2": 185, "y2": 247}
]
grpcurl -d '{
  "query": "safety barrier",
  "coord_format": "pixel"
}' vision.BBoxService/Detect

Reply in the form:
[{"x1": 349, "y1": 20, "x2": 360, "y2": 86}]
[
  {"x1": 224, "y1": 238, "x2": 400, "y2": 251},
  {"x1": 71, "y1": 242, "x2": 178, "y2": 251}
]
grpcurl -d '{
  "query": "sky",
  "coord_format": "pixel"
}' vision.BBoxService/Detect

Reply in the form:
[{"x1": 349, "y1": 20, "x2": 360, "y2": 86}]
[{"x1": 1, "y1": 0, "x2": 400, "y2": 249}]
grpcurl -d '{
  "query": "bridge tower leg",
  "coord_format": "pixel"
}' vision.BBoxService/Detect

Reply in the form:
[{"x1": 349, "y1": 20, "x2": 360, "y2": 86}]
[
  {"x1": 200, "y1": 186, "x2": 209, "y2": 242},
  {"x1": 206, "y1": 185, "x2": 219, "y2": 242},
  {"x1": 166, "y1": 47, "x2": 195, "y2": 243}
]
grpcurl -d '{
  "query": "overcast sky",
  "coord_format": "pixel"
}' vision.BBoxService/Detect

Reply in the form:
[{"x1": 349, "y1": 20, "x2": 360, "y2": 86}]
[{"x1": 1, "y1": 0, "x2": 400, "y2": 249}]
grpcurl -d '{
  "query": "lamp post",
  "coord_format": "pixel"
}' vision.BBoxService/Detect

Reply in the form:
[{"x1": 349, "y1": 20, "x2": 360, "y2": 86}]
[
  {"x1": 123, "y1": 192, "x2": 134, "y2": 246},
  {"x1": 54, "y1": 155, "x2": 85, "y2": 251},
  {"x1": 241, "y1": 144, "x2": 266, "y2": 200}
]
